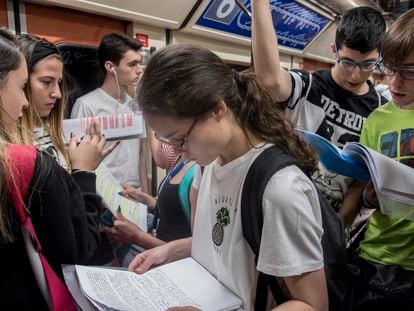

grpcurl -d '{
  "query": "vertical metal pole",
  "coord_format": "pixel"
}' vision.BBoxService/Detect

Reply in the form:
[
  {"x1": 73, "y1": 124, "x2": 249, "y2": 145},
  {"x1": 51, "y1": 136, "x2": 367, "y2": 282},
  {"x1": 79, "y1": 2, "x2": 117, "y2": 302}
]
[
  {"x1": 234, "y1": 0, "x2": 253, "y2": 67},
  {"x1": 12, "y1": 0, "x2": 21, "y2": 33}
]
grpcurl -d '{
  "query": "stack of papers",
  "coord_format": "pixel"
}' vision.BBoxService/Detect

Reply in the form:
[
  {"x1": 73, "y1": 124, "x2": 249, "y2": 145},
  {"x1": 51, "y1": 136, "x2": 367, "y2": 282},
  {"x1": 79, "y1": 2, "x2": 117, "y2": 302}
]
[{"x1": 63, "y1": 258, "x2": 242, "y2": 311}]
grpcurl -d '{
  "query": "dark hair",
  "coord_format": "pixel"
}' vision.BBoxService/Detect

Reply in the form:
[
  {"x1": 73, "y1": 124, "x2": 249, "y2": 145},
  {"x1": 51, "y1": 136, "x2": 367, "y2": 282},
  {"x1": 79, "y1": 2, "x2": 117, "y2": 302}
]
[
  {"x1": 381, "y1": 9, "x2": 414, "y2": 67},
  {"x1": 335, "y1": 7, "x2": 385, "y2": 54},
  {"x1": 17, "y1": 34, "x2": 60, "y2": 74},
  {"x1": 138, "y1": 44, "x2": 317, "y2": 173},
  {"x1": 0, "y1": 28, "x2": 21, "y2": 86},
  {"x1": 98, "y1": 33, "x2": 143, "y2": 73}
]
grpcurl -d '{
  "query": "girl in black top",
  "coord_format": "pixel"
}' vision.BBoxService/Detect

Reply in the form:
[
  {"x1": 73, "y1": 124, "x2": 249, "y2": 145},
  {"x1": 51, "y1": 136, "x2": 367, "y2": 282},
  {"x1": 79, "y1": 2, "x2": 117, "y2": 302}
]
[{"x1": 102, "y1": 157, "x2": 195, "y2": 250}]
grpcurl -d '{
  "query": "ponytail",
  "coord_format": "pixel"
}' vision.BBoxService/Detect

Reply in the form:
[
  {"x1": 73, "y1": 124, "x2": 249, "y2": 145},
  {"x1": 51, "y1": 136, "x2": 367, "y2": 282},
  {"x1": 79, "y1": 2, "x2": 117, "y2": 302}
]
[
  {"x1": 138, "y1": 44, "x2": 317, "y2": 173},
  {"x1": 229, "y1": 69, "x2": 318, "y2": 174}
]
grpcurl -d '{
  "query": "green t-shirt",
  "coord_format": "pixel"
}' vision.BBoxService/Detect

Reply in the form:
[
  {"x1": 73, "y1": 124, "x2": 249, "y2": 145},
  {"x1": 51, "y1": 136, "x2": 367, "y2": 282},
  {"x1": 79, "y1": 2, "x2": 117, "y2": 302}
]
[{"x1": 359, "y1": 101, "x2": 414, "y2": 271}]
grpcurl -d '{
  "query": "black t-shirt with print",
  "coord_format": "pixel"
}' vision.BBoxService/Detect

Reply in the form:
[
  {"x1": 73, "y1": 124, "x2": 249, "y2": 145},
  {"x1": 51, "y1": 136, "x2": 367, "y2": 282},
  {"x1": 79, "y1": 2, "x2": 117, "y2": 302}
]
[
  {"x1": 284, "y1": 69, "x2": 388, "y2": 210},
  {"x1": 286, "y1": 69, "x2": 388, "y2": 148}
]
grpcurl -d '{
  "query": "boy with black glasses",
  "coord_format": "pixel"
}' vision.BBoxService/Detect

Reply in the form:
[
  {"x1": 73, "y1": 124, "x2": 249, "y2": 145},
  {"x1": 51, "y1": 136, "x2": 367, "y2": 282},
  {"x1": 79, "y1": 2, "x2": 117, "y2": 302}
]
[
  {"x1": 350, "y1": 9, "x2": 414, "y2": 309},
  {"x1": 252, "y1": 1, "x2": 386, "y2": 220}
]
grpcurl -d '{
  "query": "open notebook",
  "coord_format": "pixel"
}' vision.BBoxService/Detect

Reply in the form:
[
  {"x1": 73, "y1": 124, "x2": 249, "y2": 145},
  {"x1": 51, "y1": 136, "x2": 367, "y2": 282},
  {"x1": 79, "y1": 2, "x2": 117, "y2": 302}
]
[{"x1": 63, "y1": 258, "x2": 242, "y2": 311}]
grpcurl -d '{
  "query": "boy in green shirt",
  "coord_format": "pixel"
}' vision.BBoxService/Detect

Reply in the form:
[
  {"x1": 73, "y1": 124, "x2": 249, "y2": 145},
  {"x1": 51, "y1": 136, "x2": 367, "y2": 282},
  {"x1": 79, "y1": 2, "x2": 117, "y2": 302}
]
[{"x1": 353, "y1": 8, "x2": 414, "y2": 310}]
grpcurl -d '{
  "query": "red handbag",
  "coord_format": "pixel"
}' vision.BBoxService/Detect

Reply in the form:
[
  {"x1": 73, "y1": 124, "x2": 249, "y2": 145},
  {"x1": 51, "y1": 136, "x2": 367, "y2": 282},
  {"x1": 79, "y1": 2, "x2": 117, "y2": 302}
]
[{"x1": 6, "y1": 144, "x2": 77, "y2": 311}]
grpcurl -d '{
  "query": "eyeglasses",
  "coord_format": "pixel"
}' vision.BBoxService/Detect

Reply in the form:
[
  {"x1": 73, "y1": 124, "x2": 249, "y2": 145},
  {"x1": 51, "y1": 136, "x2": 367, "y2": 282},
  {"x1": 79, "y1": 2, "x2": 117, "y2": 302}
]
[
  {"x1": 378, "y1": 64, "x2": 414, "y2": 80},
  {"x1": 337, "y1": 58, "x2": 378, "y2": 72},
  {"x1": 154, "y1": 118, "x2": 198, "y2": 150},
  {"x1": 335, "y1": 47, "x2": 378, "y2": 72}
]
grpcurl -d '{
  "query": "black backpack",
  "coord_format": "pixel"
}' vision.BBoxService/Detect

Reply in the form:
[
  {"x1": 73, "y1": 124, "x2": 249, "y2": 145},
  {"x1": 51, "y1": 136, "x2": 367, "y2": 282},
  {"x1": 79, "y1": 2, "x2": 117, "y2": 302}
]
[{"x1": 241, "y1": 145, "x2": 352, "y2": 311}]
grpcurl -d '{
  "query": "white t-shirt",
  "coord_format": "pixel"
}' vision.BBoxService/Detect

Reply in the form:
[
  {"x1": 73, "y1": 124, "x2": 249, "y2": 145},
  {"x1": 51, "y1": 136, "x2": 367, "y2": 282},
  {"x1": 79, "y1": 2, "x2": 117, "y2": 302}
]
[
  {"x1": 192, "y1": 144, "x2": 324, "y2": 310},
  {"x1": 71, "y1": 88, "x2": 142, "y2": 187}
]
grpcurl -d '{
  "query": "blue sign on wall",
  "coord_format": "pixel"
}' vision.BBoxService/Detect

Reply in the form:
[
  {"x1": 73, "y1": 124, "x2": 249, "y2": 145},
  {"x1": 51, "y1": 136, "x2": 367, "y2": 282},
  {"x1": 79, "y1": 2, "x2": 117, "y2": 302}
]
[{"x1": 196, "y1": 0, "x2": 331, "y2": 51}]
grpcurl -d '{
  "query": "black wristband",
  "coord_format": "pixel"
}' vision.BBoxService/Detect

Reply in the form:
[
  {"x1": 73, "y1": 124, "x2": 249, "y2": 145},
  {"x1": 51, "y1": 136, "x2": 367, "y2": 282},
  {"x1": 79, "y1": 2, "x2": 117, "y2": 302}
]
[{"x1": 71, "y1": 169, "x2": 95, "y2": 175}]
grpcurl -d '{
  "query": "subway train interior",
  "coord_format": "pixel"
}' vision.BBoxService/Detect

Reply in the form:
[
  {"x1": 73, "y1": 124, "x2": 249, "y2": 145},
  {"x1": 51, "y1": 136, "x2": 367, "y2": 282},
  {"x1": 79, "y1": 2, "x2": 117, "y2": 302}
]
[
  {"x1": 1, "y1": 0, "x2": 414, "y2": 310},
  {"x1": 2, "y1": 0, "x2": 411, "y2": 188}
]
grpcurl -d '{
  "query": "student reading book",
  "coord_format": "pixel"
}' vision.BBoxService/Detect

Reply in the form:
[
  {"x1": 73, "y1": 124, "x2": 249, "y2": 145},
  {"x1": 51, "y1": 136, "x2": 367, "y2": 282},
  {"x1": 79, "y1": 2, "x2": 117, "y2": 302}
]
[
  {"x1": 251, "y1": 1, "x2": 386, "y2": 215},
  {"x1": 128, "y1": 45, "x2": 328, "y2": 310},
  {"x1": 299, "y1": 129, "x2": 414, "y2": 220},
  {"x1": 349, "y1": 10, "x2": 414, "y2": 310}
]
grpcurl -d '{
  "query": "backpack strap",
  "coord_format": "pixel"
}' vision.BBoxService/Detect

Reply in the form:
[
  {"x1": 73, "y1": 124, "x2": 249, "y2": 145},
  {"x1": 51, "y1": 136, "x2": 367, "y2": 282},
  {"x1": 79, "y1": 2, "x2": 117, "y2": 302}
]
[
  {"x1": 5, "y1": 144, "x2": 77, "y2": 311},
  {"x1": 178, "y1": 164, "x2": 197, "y2": 224},
  {"x1": 5, "y1": 145, "x2": 37, "y2": 221},
  {"x1": 241, "y1": 145, "x2": 299, "y2": 310}
]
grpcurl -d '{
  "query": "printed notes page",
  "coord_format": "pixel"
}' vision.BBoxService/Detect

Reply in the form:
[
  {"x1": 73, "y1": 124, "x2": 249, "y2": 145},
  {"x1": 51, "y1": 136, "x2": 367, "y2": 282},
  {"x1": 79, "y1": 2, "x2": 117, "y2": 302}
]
[
  {"x1": 63, "y1": 258, "x2": 242, "y2": 311},
  {"x1": 95, "y1": 164, "x2": 147, "y2": 231}
]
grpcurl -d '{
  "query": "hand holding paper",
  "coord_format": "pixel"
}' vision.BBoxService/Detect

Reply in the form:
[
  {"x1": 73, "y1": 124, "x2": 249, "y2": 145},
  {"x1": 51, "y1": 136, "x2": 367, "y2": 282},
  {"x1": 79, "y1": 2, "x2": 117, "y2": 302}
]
[
  {"x1": 63, "y1": 258, "x2": 242, "y2": 311},
  {"x1": 63, "y1": 112, "x2": 145, "y2": 143},
  {"x1": 95, "y1": 164, "x2": 148, "y2": 231},
  {"x1": 299, "y1": 130, "x2": 414, "y2": 220}
]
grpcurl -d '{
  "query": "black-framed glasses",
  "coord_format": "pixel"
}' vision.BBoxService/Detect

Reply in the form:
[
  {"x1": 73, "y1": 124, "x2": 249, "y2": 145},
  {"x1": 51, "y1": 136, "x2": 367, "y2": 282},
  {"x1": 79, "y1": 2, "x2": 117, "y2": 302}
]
[
  {"x1": 378, "y1": 63, "x2": 414, "y2": 80},
  {"x1": 154, "y1": 118, "x2": 198, "y2": 150},
  {"x1": 335, "y1": 46, "x2": 378, "y2": 72}
]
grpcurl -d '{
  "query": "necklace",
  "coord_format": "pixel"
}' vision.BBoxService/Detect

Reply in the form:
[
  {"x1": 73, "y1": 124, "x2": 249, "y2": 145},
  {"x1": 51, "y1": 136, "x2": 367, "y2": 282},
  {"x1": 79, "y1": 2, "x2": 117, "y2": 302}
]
[{"x1": 152, "y1": 156, "x2": 190, "y2": 231}]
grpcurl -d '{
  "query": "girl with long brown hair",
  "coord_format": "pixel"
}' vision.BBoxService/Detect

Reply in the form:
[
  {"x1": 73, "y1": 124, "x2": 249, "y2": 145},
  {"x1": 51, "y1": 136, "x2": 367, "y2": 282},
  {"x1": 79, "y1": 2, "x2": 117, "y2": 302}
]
[{"x1": 128, "y1": 44, "x2": 328, "y2": 311}]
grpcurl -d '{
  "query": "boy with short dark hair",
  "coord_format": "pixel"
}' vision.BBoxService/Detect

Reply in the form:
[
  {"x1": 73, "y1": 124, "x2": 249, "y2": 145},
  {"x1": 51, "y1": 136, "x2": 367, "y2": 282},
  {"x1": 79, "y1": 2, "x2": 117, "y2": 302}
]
[
  {"x1": 71, "y1": 33, "x2": 149, "y2": 266},
  {"x1": 97, "y1": 33, "x2": 143, "y2": 80},
  {"x1": 71, "y1": 33, "x2": 148, "y2": 193},
  {"x1": 252, "y1": 1, "x2": 387, "y2": 225}
]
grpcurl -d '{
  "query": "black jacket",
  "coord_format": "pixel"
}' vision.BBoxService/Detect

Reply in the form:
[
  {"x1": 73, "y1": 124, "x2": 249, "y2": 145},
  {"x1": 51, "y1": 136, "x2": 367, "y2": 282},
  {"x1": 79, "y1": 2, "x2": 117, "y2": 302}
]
[{"x1": 0, "y1": 151, "x2": 102, "y2": 310}]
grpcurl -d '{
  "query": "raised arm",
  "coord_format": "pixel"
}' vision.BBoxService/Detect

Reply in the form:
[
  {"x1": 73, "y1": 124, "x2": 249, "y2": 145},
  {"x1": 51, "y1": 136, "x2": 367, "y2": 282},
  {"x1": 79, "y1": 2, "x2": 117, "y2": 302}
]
[{"x1": 252, "y1": 0, "x2": 292, "y2": 102}]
